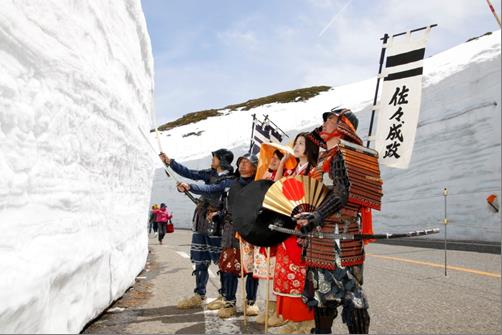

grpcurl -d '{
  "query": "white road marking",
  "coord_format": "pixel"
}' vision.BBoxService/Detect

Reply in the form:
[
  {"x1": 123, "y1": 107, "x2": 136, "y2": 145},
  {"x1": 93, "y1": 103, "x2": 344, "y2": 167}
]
[
  {"x1": 176, "y1": 251, "x2": 190, "y2": 259},
  {"x1": 173, "y1": 247, "x2": 240, "y2": 332},
  {"x1": 204, "y1": 309, "x2": 241, "y2": 334}
]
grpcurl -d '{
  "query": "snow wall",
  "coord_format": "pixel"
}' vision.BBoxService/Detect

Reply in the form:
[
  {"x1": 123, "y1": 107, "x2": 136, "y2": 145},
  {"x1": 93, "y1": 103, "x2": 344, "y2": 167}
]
[
  {"x1": 0, "y1": 1, "x2": 154, "y2": 333},
  {"x1": 151, "y1": 31, "x2": 501, "y2": 243}
]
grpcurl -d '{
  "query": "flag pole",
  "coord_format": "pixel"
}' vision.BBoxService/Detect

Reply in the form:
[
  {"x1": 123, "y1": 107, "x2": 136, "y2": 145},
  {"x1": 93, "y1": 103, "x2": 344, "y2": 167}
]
[
  {"x1": 137, "y1": 126, "x2": 199, "y2": 205},
  {"x1": 239, "y1": 236, "x2": 247, "y2": 326},
  {"x1": 389, "y1": 24, "x2": 437, "y2": 38},
  {"x1": 485, "y1": 0, "x2": 501, "y2": 28},
  {"x1": 264, "y1": 247, "x2": 271, "y2": 334},
  {"x1": 366, "y1": 33, "x2": 389, "y2": 148},
  {"x1": 443, "y1": 188, "x2": 448, "y2": 276},
  {"x1": 249, "y1": 114, "x2": 257, "y2": 154}
]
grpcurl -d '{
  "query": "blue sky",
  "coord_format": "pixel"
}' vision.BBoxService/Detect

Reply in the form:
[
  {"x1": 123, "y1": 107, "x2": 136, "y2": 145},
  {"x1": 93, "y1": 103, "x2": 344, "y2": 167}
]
[{"x1": 141, "y1": 0, "x2": 501, "y2": 124}]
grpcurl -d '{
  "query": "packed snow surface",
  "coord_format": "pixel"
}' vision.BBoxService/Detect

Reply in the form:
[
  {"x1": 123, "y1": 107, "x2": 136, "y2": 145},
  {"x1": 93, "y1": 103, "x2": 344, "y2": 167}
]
[
  {"x1": 0, "y1": 1, "x2": 154, "y2": 333},
  {"x1": 152, "y1": 31, "x2": 501, "y2": 242}
]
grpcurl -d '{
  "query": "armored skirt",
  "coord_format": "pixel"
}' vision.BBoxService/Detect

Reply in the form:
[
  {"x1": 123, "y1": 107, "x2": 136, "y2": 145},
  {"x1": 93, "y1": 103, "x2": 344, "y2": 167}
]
[{"x1": 190, "y1": 204, "x2": 222, "y2": 265}]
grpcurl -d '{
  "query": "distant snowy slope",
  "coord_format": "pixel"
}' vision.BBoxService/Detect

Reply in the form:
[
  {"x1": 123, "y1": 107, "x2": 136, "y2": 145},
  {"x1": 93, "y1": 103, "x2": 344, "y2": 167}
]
[
  {"x1": 0, "y1": 1, "x2": 154, "y2": 333},
  {"x1": 152, "y1": 31, "x2": 500, "y2": 242}
]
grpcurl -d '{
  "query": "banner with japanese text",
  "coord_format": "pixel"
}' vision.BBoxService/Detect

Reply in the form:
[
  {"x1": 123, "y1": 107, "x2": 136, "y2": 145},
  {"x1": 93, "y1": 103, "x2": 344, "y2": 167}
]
[
  {"x1": 249, "y1": 116, "x2": 283, "y2": 155},
  {"x1": 375, "y1": 28, "x2": 431, "y2": 169}
]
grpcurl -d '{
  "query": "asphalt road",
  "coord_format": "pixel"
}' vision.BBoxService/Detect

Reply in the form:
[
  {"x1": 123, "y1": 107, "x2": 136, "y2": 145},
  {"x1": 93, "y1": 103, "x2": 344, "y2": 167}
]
[{"x1": 83, "y1": 229, "x2": 501, "y2": 334}]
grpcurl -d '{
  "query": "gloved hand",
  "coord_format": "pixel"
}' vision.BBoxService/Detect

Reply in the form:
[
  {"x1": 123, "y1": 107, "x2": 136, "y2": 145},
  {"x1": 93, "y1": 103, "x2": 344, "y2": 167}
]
[{"x1": 294, "y1": 211, "x2": 322, "y2": 234}]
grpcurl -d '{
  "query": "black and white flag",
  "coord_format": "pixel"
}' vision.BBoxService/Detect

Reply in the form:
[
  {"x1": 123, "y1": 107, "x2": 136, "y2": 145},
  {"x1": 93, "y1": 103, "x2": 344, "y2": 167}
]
[
  {"x1": 249, "y1": 117, "x2": 283, "y2": 155},
  {"x1": 375, "y1": 27, "x2": 431, "y2": 169}
]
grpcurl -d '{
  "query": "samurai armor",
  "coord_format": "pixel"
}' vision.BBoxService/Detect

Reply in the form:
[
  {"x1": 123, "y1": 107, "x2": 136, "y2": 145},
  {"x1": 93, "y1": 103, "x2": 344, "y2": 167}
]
[{"x1": 305, "y1": 141, "x2": 383, "y2": 269}]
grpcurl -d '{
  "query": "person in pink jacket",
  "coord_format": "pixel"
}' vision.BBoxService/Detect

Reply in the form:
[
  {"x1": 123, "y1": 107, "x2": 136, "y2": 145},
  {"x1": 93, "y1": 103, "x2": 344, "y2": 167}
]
[{"x1": 153, "y1": 203, "x2": 173, "y2": 245}]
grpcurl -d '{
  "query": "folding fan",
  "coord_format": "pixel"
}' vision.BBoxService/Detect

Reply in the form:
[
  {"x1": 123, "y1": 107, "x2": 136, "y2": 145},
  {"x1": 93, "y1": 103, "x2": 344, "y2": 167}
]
[{"x1": 262, "y1": 175, "x2": 328, "y2": 217}]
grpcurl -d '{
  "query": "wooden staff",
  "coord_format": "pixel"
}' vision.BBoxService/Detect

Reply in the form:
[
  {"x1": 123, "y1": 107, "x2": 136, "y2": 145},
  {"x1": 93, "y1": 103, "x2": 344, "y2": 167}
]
[
  {"x1": 486, "y1": 0, "x2": 501, "y2": 27},
  {"x1": 264, "y1": 247, "x2": 271, "y2": 334},
  {"x1": 137, "y1": 126, "x2": 199, "y2": 205},
  {"x1": 239, "y1": 236, "x2": 247, "y2": 326}
]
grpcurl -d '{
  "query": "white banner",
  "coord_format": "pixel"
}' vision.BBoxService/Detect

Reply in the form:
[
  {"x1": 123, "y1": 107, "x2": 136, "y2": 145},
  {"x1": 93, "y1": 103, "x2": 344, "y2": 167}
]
[
  {"x1": 375, "y1": 28, "x2": 431, "y2": 169},
  {"x1": 249, "y1": 117, "x2": 283, "y2": 155}
]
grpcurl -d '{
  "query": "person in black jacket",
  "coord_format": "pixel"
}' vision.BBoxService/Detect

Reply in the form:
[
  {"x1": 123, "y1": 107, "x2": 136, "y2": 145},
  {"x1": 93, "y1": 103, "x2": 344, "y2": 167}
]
[{"x1": 214, "y1": 153, "x2": 260, "y2": 319}]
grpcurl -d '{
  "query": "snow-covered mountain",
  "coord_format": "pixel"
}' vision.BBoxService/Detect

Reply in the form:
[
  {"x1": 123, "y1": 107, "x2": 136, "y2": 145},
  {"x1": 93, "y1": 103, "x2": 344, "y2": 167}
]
[
  {"x1": 0, "y1": 1, "x2": 154, "y2": 333},
  {"x1": 152, "y1": 30, "x2": 501, "y2": 243}
]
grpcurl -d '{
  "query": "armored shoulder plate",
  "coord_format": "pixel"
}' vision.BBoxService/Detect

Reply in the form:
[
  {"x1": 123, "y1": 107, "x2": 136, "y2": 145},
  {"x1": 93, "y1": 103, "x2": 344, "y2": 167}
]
[{"x1": 338, "y1": 140, "x2": 383, "y2": 211}]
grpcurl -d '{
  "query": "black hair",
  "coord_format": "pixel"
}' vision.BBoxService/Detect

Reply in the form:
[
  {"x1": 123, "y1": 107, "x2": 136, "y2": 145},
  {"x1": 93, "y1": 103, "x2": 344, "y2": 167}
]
[
  {"x1": 272, "y1": 149, "x2": 284, "y2": 160},
  {"x1": 294, "y1": 132, "x2": 319, "y2": 174}
]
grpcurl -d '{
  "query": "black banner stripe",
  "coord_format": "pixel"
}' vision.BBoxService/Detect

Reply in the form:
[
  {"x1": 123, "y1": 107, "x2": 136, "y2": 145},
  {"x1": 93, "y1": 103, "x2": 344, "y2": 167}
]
[
  {"x1": 255, "y1": 127, "x2": 270, "y2": 138},
  {"x1": 386, "y1": 48, "x2": 425, "y2": 67},
  {"x1": 254, "y1": 136, "x2": 265, "y2": 144},
  {"x1": 384, "y1": 67, "x2": 423, "y2": 81}
]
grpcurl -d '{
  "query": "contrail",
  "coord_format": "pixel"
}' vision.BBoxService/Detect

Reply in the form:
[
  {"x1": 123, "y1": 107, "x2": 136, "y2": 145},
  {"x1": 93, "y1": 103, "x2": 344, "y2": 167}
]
[{"x1": 319, "y1": 0, "x2": 354, "y2": 37}]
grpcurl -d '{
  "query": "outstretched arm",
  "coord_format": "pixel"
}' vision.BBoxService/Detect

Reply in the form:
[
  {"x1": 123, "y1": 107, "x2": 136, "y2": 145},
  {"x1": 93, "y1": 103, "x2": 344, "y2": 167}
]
[
  {"x1": 168, "y1": 159, "x2": 212, "y2": 182},
  {"x1": 188, "y1": 178, "x2": 234, "y2": 195}
]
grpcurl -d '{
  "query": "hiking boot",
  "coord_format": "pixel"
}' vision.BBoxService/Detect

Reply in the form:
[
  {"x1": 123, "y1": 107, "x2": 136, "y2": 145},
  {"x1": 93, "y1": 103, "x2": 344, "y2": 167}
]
[
  {"x1": 176, "y1": 294, "x2": 204, "y2": 309},
  {"x1": 206, "y1": 295, "x2": 225, "y2": 310},
  {"x1": 217, "y1": 302, "x2": 237, "y2": 319},
  {"x1": 245, "y1": 303, "x2": 260, "y2": 316}
]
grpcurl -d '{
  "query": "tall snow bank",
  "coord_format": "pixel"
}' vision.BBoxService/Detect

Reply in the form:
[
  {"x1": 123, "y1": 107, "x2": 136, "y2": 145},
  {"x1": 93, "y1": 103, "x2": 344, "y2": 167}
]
[
  {"x1": 0, "y1": 1, "x2": 154, "y2": 333},
  {"x1": 152, "y1": 31, "x2": 500, "y2": 242}
]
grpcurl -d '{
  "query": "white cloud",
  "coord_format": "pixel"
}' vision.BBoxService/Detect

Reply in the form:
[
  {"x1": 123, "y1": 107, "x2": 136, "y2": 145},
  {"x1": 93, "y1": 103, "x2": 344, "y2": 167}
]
[{"x1": 149, "y1": 0, "x2": 501, "y2": 122}]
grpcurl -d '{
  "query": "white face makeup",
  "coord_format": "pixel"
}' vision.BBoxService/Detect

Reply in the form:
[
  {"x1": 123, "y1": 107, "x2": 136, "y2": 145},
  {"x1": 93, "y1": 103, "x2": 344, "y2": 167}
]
[
  {"x1": 293, "y1": 136, "x2": 307, "y2": 159},
  {"x1": 322, "y1": 114, "x2": 338, "y2": 134}
]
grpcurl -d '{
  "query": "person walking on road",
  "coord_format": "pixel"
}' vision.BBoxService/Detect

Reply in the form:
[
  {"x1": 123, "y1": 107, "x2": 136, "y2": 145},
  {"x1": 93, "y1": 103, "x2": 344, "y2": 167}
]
[
  {"x1": 153, "y1": 203, "x2": 172, "y2": 245},
  {"x1": 148, "y1": 204, "x2": 159, "y2": 234}
]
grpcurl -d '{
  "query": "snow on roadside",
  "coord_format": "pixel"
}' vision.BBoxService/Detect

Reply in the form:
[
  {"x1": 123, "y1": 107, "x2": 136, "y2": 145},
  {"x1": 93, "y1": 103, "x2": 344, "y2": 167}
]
[{"x1": 0, "y1": 1, "x2": 154, "y2": 332}]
